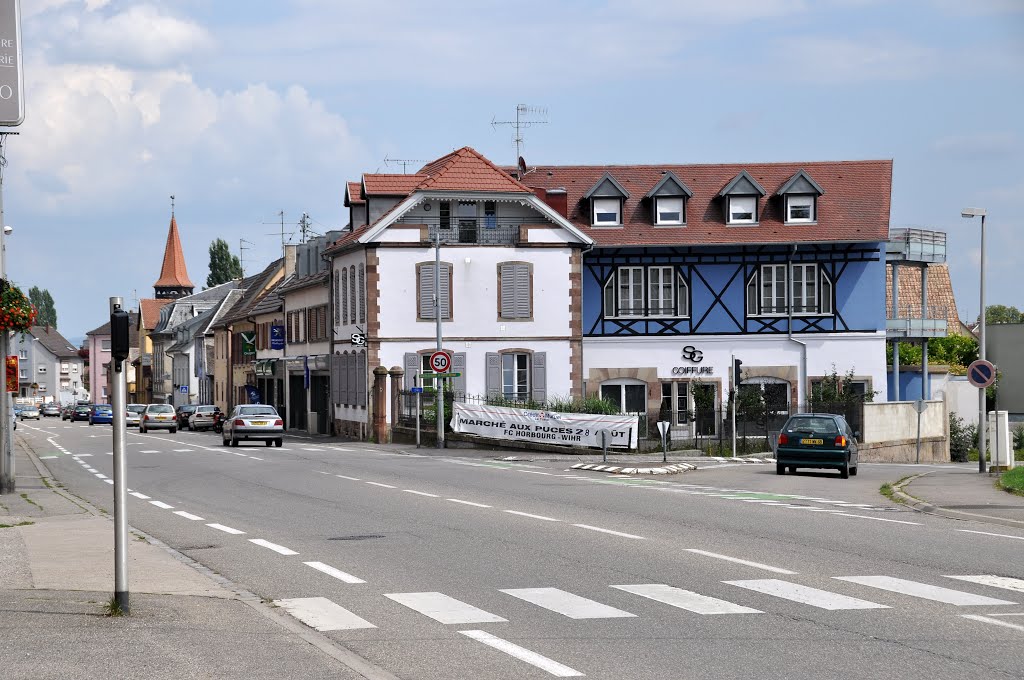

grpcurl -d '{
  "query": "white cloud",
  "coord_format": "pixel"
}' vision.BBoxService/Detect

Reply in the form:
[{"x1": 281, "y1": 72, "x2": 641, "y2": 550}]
[{"x1": 772, "y1": 35, "x2": 937, "y2": 83}]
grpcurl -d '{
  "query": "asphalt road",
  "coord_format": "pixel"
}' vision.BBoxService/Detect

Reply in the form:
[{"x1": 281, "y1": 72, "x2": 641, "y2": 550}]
[{"x1": 16, "y1": 419, "x2": 1024, "y2": 680}]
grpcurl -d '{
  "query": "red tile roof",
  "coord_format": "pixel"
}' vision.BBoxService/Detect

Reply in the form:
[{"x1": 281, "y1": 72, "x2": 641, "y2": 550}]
[
  {"x1": 153, "y1": 216, "x2": 195, "y2": 288},
  {"x1": 362, "y1": 174, "x2": 426, "y2": 195},
  {"x1": 886, "y1": 263, "x2": 966, "y2": 335},
  {"x1": 139, "y1": 298, "x2": 172, "y2": 331},
  {"x1": 415, "y1": 146, "x2": 533, "y2": 193},
  {"x1": 345, "y1": 181, "x2": 364, "y2": 205},
  {"x1": 518, "y1": 160, "x2": 892, "y2": 246}
]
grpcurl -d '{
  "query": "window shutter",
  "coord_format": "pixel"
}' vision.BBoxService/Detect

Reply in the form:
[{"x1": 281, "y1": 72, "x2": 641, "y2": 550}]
[
  {"x1": 500, "y1": 263, "x2": 515, "y2": 318},
  {"x1": 485, "y1": 352, "x2": 500, "y2": 398},
  {"x1": 418, "y1": 265, "x2": 435, "y2": 319},
  {"x1": 350, "y1": 268, "x2": 357, "y2": 324},
  {"x1": 342, "y1": 271, "x2": 348, "y2": 326},
  {"x1": 356, "y1": 351, "x2": 367, "y2": 406},
  {"x1": 514, "y1": 264, "x2": 531, "y2": 318},
  {"x1": 404, "y1": 352, "x2": 419, "y2": 389},
  {"x1": 339, "y1": 352, "x2": 349, "y2": 405},
  {"x1": 358, "y1": 264, "x2": 366, "y2": 324},
  {"x1": 439, "y1": 263, "x2": 451, "y2": 320},
  {"x1": 531, "y1": 352, "x2": 547, "y2": 403},
  {"x1": 331, "y1": 353, "x2": 341, "y2": 405},
  {"x1": 346, "y1": 352, "x2": 357, "y2": 406},
  {"x1": 453, "y1": 353, "x2": 466, "y2": 399}
]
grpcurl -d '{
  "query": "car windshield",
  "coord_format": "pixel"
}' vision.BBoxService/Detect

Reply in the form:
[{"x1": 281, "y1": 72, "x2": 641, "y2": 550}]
[
  {"x1": 95, "y1": 405, "x2": 112, "y2": 411},
  {"x1": 127, "y1": 405, "x2": 146, "y2": 413},
  {"x1": 784, "y1": 417, "x2": 839, "y2": 435},
  {"x1": 196, "y1": 406, "x2": 217, "y2": 413},
  {"x1": 148, "y1": 405, "x2": 174, "y2": 414},
  {"x1": 239, "y1": 406, "x2": 277, "y2": 416},
  {"x1": 179, "y1": 405, "x2": 197, "y2": 412}
]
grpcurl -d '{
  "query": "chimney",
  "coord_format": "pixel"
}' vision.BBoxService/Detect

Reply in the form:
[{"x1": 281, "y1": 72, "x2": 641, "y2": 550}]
[
  {"x1": 545, "y1": 188, "x2": 569, "y2": 219},
  {"x1": 284, "y1": 243, "x2": 298, "y2": 279}
]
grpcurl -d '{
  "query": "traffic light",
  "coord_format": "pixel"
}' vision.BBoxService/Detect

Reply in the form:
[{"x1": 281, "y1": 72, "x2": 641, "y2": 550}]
[
  {"x1": 110, "y1": 305, "x2": 130, "y2": 371},
  {"x1": 733, "y1": 358, "x2": 743, "y2": 388}
]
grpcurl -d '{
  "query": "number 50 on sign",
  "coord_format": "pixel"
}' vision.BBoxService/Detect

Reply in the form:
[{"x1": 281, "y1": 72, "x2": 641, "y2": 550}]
[{"x1": 429, "y1": 351, "x2": 451, "y2": 373}]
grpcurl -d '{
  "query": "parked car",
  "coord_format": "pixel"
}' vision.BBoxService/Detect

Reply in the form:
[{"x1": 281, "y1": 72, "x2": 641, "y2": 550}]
[
  {"x1": 140, "y1": 403, "x2": 177, "y2": 433},
  {"x1": 188, "y1": 405, "x2": 220, "y2": 432},
  {"x1": 71, "y1": 405, "x2": 92, "y2": 422},
  {"x1": 775, "y1": 413, "x2": 859, "y2": 479},
  {"x1": 41, "y1": 403, "x2": 61, "y2": 417},
  {"x1": 126, "y1": 404, "x2": 146, "y2": 427},
  {"x1": 222, "y1": 405, "x2": 283, "y2": 447},
  {"x1": 175, "y1": 404, "x2": 198, "y2": 430},
  {"x1": 61, "y1": 404, "x2": 75, "y2": 420},
  {"x1": 89, "y1": 404, "x2": 113, "y2": 425},
  {"x1": 19, "y1": 406, "x2": 40, "y2": 420}
]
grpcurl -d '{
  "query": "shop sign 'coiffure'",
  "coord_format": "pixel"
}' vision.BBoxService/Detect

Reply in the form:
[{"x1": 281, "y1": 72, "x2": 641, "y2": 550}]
[
  {"x1": 671, "y1": 345, "x2": 713, "y2": 375},
  {"x1": 0, "y1": 0, "x2": 24, "y2": 127}
]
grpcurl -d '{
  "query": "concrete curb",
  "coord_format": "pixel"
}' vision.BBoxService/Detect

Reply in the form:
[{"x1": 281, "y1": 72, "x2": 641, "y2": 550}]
[
  {"x1": 889, "y1": 472, "x2": 1024, "y2": 531},
  {"x1": 570, "y1": 462, "x2": 696, "y2": 475}
]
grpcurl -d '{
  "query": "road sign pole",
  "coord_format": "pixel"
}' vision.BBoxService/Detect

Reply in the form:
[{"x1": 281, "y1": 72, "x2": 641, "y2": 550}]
[
  {"x1": 109, "y1": 297, "x2": 130, "y2": 615},
  {"x1": 434, "y1": 231, "x2": 444, "y2": 449},
  {"x1": 415, "y1": 373, "x2": 421, "y2": 449}
]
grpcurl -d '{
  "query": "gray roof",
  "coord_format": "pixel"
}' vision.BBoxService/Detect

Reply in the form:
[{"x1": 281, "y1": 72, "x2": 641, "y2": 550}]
[
  {"x1": 776, "y1": 169, "x2": 825, "y2": 196},
  {"x1": 84, "y1": 313, "x2": 140, "y2": 345},
  {"x1": 644, "y1": 171, "x2": 693, "y2": 199},
  {"x1": 249, "y1": 280, "x2": 286, "y2": 318},
  {"x1": 217, "y1": 258, "x2": 285, "y2": 326},
  {"x1": 276, "y1": 269, "x2": 328, "y2": 295},
  {"x1": 152, "y1": 280, "x2": 240, "y2": 336},
  {"x1": 718, "y1": 170, "x2": 767, "y2": 197},
  {"x1": 582, "y1": 172, "x2": 630, "y2": 200},
  {"x1": 28, "y1": 326, "x2": 82, "y2": 359}
]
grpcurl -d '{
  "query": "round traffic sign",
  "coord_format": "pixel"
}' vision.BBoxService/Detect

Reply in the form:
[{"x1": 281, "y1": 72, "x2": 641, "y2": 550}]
[
  {"x1": 429, "y1": 350, "x2": 452, "y2": 373},
  {"x1": 967, "y1": 359, "x2": 996, "y2": 388}
]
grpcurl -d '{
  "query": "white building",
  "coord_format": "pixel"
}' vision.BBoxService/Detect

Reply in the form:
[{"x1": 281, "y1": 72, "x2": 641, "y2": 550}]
[{"x1": 11, "y1": 325, "x2": 86, "y2": 404}]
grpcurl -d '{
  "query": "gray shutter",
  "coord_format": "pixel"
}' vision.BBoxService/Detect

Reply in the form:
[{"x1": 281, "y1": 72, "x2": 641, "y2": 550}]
[
  {"x1": 440, "y1": 263, "x2": 451, "y2": 320},
  {"x1": 499, "y1": 263, "x2": 515, "y2": 319},
  {"x1": 339, "y1": 352, "x2": 349, "y2": 405},
  {"x1": 404, "y1": 352, "x2": 418, "y2": 389},
  {"x1": 356, "y1": 351, "x2": 367, "y2": 406},
  {"x1": 453, "y1": 352, "x2": 466, "y2": 399},
  {"x1": 532, "y1": 352, "x2": 547, "y2": 403},
  {"x1": 514, "y1": 264, "x2": 531, "y2": 318},
  {"x1": 485, "y1": 352, "x2": 500, "y2": 399},
  {"x1": 346, "y1": 352, "x2": 357, "y2": 405},
  {"x1": 358, "y1": 264, "x2": 366, "y2": 324},
  {"x1": 418, "y1": 265, "x2": 435, "y2": 319},
  {"x1": 331, "y1": 353, "x2": 341, "y2": 405}
]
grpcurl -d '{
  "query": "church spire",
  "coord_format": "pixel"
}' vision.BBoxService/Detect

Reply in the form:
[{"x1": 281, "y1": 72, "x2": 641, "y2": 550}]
[{"x1": 153, "y1": 199, "x2": 194, "y2": 300}]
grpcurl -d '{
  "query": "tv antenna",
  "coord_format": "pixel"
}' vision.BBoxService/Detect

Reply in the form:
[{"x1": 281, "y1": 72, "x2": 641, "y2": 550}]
[
  {"x1": 383, "y1": 155, "x2": 427, "y2": 174},
  {"x1": 491, "y1": 104, "x2": 548, "y2": 167},
  {"x1": 239, "y1": 238, "x2": 254, "y2": 277},
  {"x1": 262, "y1": 210, "x2": 289, "y2": 249}
]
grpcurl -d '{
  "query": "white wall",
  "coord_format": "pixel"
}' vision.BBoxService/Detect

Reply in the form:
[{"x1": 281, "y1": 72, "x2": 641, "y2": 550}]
[
  {"x1": 284, "y1": 283, "x2": 331, "y2": 357},
  {"x1": 862, "y1": 399, "x2": 945, "y2": 443},
  {"x1": 941, "y1": 376, "x2": 980, "y2": 427}
]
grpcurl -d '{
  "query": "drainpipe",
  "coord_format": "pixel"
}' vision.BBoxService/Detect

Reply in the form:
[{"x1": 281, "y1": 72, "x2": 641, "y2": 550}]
[{"x1": 787, "y1": 245, "x2": 808, "y2": 412}]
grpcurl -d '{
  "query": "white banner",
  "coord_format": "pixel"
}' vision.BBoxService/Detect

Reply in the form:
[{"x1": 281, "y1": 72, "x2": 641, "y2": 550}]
[{"x1": 451, "y1": 402, "x2": 637, "y2": 449}]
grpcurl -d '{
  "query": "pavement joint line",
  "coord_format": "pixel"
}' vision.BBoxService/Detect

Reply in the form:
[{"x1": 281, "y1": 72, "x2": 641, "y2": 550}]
[{"x1": 685, "y1": 549, "x2": 798, "y2": 575}]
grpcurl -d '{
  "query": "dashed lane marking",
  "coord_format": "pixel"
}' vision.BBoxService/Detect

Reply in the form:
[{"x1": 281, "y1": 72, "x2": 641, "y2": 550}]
[
  {"x1": 174, "y1": 511, "x2": 205, "y2": 521},
  {"x1": 459, "y1": 630, "x2": 583, "y2": 678},
  {"x1": 249, "y1": 538, "x2": 299, "y2": 556},
  {"x1": 207, "y1": 523, "x2": 245, "y2": 535},
  {"x1": 304, "y1": 561, "x2": 366, "y2": 584},
  {"x1": 149, "y1": 501, "x2": 174, "y2": 509},
  {"x1": 685, "y1": 549, "x2": 797, "y2": 575}
]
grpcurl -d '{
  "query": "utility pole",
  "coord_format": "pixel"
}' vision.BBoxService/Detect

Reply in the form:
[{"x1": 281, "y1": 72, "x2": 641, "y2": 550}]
[
  {"x1": 435, "y1": 230, "x2": 444, "y2": 449},
  {"x1": 0, "y1": 133, "x2": 13, "y2": 494},
  {"x1": 109, "y1": 297, "x2": 131, "y2": 614},
  {"x1": 299, "y1": 213, "x2": 312, "y2": 244}
]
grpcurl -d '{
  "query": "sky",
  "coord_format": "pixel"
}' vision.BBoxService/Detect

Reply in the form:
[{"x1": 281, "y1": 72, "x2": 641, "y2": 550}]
[{"x1": 2, "y1": 0, "x2": 1022, "y2": 343}]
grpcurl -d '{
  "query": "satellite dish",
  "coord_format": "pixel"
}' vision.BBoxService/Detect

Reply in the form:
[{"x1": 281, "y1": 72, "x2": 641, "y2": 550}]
[{"x1": 517, "y1": 156, "x2": 527, "y2": 176}]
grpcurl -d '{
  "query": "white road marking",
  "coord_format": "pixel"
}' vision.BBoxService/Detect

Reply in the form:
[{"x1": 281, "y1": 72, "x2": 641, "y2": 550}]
[
  {"x1": 39, "y1": 455, "x2": 58, "y2": 459},
  {"x1": 249, "y1": 457, "x2": 263, "y2": 461},
  {"x1": 231, "y1": 452, "x2": 247, "y2": 457},
  {"x1": 276, "y1": 448, "x2": 291, "y2": 451},
  {"x1": 448, "y1": 499, "x2": 491, "y2": 508},
  {"x1": 960, "y1": 614, "x2": 1024, "y2": 632},
  {"x1": 302, "y1": 448, "x2": 325, "y2": 452},
  {"x1": 685, "y1": 549, "x2": 797, "y2": 575},
  {"x1": 725, "y1": 579, "x2": 888, "y2": 610},
  {"x1": 273, "y1": 597, "x2": 376, "y2": 631},
  {"x1": 329, "y1": 447, "x2": 353, "y2": 452},
  {"x1": 173, "y1": 449, "x2": 193, "y2": 452},
  {"x1": 103, "y1": 479, "x2": 114, "y2": 484},
  {"x1": 173, "y1": 511, "x2": 205, "y2": 521},
  {"x1": 958, "y1": 529, "x2": 1024, "y2": 541},
  {"x1": 835, "y1": 576, "x2": 1015, "y2": 606},
  {"x1": 336, "y1": 475, "x2": 361, "y2": 481},
  {"x1": 459, "y1": 630, "x2": 583, "y2": 677},
  {"x1": 612, "y1": 584, "x2": 761, "y2": 615},
  {"x1": 946, "y1": 575, "x2": 1024, "y2": 594},
  {"x1": 75, "y1": 453, "x2": 92, "y2": 457},
  {"x1": 573, "y1": 524, "x2": 644, "y2": 539},
  {"x1": 834, "y1": 513, "x2": 921, "y2": 525},
  {"x1": 404, "y1": 489, "x2": 439, "y2": 497},
  {"x1": 366, "y1": 481, "x2": 397, "y2": 489},
  {"x1": 518, "y1": 470, "x2": 555, "y2": 476},
  {"x1": 249, "y1": 538, "x2": 299, "y2": 555},
  {"x1": 207, "y1": 523, "x2": 245, "y2": 535},
  {"x1": 94, "y1": 473, "x2": 107, "y2": 479},
  {"x1": 501, "y1": 588, "x2": 635, "y2": 619},
  {"x1": 386, "y1": 592, "x2": 507, "y2": 624},
  {"x1": 149, "y1": 501, "x2": 174, "y2": 509},
  {"x1": 86, "y1": 468, "x2": 97, "y2": 472},
  {"x1": 304, "y1": 561, "x2": 366, "y2": 584},
  {"x1": 139, "y1": 450, "x2": 159, "y2": 453},
  {"x1": 129, "y1": 492, "x2": 150, "y2": 500},
  {"x1": 505, "y1": 511, "x2": 560, "y2": 522}
]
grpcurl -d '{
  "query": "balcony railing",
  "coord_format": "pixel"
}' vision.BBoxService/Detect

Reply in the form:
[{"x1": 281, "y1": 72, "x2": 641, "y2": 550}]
[
  {"x1": 887, "y1": 304, "x2": 949, "y2": 338},
  {"x1": 397, "y1": 216, "x2": 524, "y2": 246},
  {"x1": 887, "y1": 228, "x2": 947, "y2": 263}
]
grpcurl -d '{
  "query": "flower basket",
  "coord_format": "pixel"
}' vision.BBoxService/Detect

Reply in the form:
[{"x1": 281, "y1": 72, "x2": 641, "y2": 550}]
[{"x1": 0, "y1": 281, "x2": 38, "y2": 334}]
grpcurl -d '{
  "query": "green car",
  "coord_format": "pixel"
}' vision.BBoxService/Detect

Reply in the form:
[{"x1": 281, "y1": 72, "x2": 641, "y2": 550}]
[{"x1": 775, "y1": 413, "x2": 859, "y2": 479}]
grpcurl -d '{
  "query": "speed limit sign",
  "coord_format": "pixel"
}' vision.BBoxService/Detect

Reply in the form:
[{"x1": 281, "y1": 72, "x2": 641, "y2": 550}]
[{"x1": 429, "y1": 350, "x2": 452, "y2": 373}]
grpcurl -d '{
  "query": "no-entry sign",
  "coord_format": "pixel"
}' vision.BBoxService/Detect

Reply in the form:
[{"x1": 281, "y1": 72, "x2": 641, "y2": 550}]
[{"x1": 967, "y1": 359, "x2": 996, "y2": 389}]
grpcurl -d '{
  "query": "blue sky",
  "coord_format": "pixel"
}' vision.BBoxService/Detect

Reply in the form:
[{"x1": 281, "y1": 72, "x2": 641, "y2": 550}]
[{"x1": 4, "y1": 0, "x2": 1022, "y2": 341}]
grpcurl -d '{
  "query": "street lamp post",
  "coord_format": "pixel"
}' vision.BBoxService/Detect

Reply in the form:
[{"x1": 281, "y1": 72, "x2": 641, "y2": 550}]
[{"x1": 962, "y1": 207, "x2": 987, "y2": 473}]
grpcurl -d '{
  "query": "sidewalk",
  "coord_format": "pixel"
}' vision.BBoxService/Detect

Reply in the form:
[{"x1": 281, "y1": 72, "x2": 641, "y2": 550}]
[
  {"x1": 0, "y1": 438, "x2": 388, "y2": 680},
  {"x1": 894, "y1": 466, "x2": 1024, "y2": 529}
]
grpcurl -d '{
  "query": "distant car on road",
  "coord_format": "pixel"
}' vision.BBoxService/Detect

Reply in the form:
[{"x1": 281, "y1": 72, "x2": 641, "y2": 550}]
[
  {"x1": 175, "y1": 404, "x2": 198, "y2": 429},
  {"x1": 89, "y1": 404, "x2": 113, "y2": 425},
  {"x1": 61, "y1": 404, "x2": 75, "y2": 420},
  {"x1": 140, "y1": 403, "x2": 176, "y2": 433},
  {"x1": 19, "y1": 406, "x2": 40, "y2": 420},
  {"x1": 188, "y1": 405, "x2": 220, "y2": 432},
  {"x1": 71, "y1": 405, "x2": 92, "y2": 422},
  {"x1": 41, "y1": 403, "x2": 61, "y2": 417},
  {"x1": 126, "y1": 404, "x2": 146, "y2": 428},
  {"x1": 222, "y1": 405, "x2": 283, "y2": 447},
  {"x1": 775, "y1": 413, "x2": 859, "y2": 479}
]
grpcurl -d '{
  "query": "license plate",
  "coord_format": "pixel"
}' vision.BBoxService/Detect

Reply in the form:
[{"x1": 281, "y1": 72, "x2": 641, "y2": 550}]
[
  {"x1": 251, "y1": 421, "x2": 267, "y2": 426},
  {"x1": 800, "y1": 438, "x2": 823, "y2": 445},
  {"x1": 158, "y1": 416, "x2": 168, "y2": 420}
]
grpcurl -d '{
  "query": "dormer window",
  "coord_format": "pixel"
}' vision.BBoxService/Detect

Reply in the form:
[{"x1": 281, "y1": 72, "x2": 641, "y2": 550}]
[
  {"x1": 777, "y1": 169, "x2": 824, "y2": 225},
  {"x1": 645, "y1": 171, "x2": 692, "y2": 227},
  {"x1": 583, "y1": 172, "x2": 630, "y2": 227},
  {"x1": 719, "y1": 170, "x2": 766, "y2": 226}
]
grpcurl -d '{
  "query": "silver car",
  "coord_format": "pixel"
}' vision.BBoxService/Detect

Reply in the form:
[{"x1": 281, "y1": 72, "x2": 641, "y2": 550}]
[
  {"x1": 19, "y1": 406, "x2": 40, "y2": 420},
  {"x1": 222, "y1": 405, "x2": 283, "y2": 447},
  {"x1": 188, "y1": 405, "x2": 220, "y2": 432},
  {"x1": 126, "y1": 404, "x2": 146, "y2": 428},
  {"x1": 140, "y1": 403, "x2": 177, "y2": 433}
]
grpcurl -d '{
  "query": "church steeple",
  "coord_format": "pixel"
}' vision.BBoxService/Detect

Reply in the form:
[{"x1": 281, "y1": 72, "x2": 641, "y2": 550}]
[{"x1": 153, "y1": 196, "x2": 194, "y2": 300}]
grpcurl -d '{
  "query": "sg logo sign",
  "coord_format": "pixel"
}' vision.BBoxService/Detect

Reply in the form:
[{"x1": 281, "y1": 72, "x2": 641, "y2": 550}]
[{"x1": 680, "y1": 345, "x2": 703, "y2": 363}]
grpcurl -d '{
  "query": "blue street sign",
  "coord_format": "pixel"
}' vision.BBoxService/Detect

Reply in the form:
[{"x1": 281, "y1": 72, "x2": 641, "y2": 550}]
[
  {"x1": 410, "y1": 387, "x2": 424, "y2": 394},
  {"x1": 179, "y1": 385, "x2": 188, "y2": 393},
  {"x1": 967, "y1": 359, "x2": 996, "y2": 389}
]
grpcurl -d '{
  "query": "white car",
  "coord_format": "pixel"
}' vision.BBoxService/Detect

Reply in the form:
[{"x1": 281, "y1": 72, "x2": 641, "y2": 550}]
[
  {"x1": 126, "y1": 404, "x2": 146, "y2": 427},
  {"x1": 140, "y1": 403, "x2": 176, "y2": 433},
  {"x1": 222, "y1": 405, "x2": 283, "y2": 447},
  {"x1": 19, "y1": 406, "x2": 40, "y2": 420},
  {"x1": 188, "y1": 405, "x2": 220, "y2": 432}
]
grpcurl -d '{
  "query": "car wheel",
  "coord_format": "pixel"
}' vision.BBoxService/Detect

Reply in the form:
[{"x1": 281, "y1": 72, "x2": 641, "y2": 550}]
[
  {"x1": 170, "y1": 428, "x2": 176, "y2": 434},
  {"x1": 788, "y1": 466, "x2": 796, "y2": 474},
  {"x1": 275, "y1": 439, "x2": 283, "y2": 448},
  {"x1": 776, "y1": 463, "x2": 785, "y2": 475},
  {"x1": 221, "y1": 435, "x2": 228, "y2": 446},
  {"x1": 265, "y1": 440, "x2": 273, "y2": 447},
  {"x1": 840, "y1": 462, "x2": 850, "y2": 479},
  {"x1": 231, "y1": 436, "x2": 238, "y2": 447},
  {"x1": 850, "y1": 466, "x2": 858, "y2": 476}
]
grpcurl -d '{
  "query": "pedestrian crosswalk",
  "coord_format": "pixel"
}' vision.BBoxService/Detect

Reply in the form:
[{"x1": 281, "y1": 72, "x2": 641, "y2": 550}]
[{"x1": 276, "y1": 574, "x2": 1024, "y2": 635}]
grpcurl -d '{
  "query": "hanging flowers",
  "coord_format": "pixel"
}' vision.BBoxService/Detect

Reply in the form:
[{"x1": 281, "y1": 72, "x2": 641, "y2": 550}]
[{"x1": 0, "y1": 280, "x2": 38, "y2": 333}]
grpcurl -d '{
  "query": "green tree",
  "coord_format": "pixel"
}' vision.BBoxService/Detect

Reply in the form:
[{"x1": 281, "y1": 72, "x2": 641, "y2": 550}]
[
  {"x1": 886, "y1": 334, "x2": 978, "y2": 374},
  {"x1": 27, "y1": 286, "x2": 58, "y2": 328},
  {"x1": 206, "y1": 238, "x2": 243, "y2": 288},
  {"x1": 984, "y1": 304, "x2": 1023, "y2": 325}
]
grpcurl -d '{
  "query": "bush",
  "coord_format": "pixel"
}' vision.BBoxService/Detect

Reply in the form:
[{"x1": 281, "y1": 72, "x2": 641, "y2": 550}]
[
  {"x1": 1013, "y1": 424, "x2": 1024, "y2": 452},
  {"x1": 949, "y1": 413, "x2": 975, "y2": 463}
]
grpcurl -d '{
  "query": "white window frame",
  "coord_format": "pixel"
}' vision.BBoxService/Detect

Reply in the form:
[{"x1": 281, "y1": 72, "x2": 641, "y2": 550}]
[
  {"x1": 760, "y1": 264, "x2": 787, "y2": 316},
  {"x1": 819, "y1": 268, "x2": 833, "y2": 315},
  {"x1": 501, "y1": 353, "x2": 530, "y2": 401},
  {"x1": 592, "y1": 198, "x2": 621, "y2": 226},
  {"x1": 746, "y1": 263, "x2": 833, "y2": 317},
  {"x1": 603, "y1": 266, "x2": 690, "y2": 319},
  {"x1": 655, "y1": 197, "x2": 684, "y2": 225},
  {"x1": 791, "y1": 263, "x2": 818, "y2": 315},
  {"x1": 728, "y1": 196, "x2": 757, "y2": 225},
  {"x1": 786, "y1": 194, "x2": 815, "y2": 223},
  {"x1": 617, "y1": 266, "x2": 644, "y2": 317}
]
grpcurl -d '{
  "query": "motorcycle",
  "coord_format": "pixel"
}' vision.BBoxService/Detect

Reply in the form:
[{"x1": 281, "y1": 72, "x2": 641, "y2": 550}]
[{"x1": 212, "y1": 410, "x2": 225, "y2": 434}]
